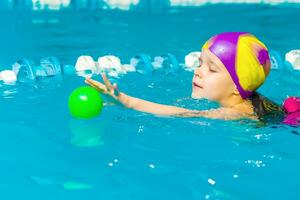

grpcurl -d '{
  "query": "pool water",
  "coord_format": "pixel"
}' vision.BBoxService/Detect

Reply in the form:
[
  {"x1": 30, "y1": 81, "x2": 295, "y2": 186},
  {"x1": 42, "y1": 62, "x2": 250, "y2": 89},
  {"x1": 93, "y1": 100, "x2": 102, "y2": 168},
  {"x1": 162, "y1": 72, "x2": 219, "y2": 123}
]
[{"x1": 1, "y1": 4, "x2": 300, "y2": 200}]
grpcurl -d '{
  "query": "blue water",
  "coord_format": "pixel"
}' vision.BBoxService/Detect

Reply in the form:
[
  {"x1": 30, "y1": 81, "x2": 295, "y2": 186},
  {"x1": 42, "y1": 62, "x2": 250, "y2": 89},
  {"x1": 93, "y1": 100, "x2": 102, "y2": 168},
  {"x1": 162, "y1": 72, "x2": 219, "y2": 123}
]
[{"x1": 1, "y1": 4, "x2": 300, "y2": 200}]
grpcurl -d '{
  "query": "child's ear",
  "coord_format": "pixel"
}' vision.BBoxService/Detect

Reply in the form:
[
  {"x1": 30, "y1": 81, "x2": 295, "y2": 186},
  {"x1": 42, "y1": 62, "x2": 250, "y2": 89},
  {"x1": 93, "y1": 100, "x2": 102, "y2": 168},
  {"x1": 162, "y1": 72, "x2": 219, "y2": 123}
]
[{"x1": 233, "y1": 86, "x2": 240, "y2": 96}]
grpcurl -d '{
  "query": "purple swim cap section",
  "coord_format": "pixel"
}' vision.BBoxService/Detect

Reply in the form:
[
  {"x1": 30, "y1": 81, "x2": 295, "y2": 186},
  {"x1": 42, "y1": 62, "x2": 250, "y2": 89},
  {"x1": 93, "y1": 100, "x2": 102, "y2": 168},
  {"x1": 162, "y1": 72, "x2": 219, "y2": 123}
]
[
  {"x1": 258, "y1": 49, "x2": 270, "y2": 65},
  {"x1": 208, "y1": 32, "x2": 253, "y2": 99}
]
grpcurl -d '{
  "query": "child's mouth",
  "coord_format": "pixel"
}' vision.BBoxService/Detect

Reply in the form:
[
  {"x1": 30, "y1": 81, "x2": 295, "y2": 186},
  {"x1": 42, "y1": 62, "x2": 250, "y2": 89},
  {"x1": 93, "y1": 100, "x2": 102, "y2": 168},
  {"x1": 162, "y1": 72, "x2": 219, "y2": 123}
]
[{"x1": 193, "y1": 82, "x2": 203, "y2": 88}]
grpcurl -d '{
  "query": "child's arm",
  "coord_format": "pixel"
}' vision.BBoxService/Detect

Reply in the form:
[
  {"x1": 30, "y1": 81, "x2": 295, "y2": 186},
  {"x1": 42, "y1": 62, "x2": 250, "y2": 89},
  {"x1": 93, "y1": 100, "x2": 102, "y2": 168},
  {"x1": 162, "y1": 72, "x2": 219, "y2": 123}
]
[
  {"x1": 116, "y1": 92, "x2": 193, "y2": 115},
  {"x1": 85, "y1": 74, "x2": 192, "y2": 115},
  {"x1": 85, "y1": 74, "x2": 254, "y2": 120}
]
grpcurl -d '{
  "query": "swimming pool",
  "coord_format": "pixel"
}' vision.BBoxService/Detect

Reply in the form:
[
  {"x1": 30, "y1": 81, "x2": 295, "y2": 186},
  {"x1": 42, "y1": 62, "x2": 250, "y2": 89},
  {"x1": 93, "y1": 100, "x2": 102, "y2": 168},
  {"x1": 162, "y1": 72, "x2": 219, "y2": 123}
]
[{"x1": 1, "y1": 4, "x2": 300, "y2": 200}]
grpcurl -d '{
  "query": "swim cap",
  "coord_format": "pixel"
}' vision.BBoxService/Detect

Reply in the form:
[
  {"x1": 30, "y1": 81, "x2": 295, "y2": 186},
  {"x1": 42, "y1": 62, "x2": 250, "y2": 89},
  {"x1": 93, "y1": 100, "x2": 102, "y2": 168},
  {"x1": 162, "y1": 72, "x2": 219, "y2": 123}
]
[{"x1": 202, "y1": 32, "x2": 270, "y2": 99}]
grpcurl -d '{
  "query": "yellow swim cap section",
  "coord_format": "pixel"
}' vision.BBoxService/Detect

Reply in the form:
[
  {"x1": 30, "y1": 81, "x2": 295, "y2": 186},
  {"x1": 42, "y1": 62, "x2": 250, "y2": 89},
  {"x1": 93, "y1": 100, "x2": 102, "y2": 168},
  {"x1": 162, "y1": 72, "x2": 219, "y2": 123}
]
[
  {"x1": 202, "y1": 36, "x2": 215, "y2": 49},
  {"x1": 236, "y1": 34, "x2": 268, "y2": 92}
]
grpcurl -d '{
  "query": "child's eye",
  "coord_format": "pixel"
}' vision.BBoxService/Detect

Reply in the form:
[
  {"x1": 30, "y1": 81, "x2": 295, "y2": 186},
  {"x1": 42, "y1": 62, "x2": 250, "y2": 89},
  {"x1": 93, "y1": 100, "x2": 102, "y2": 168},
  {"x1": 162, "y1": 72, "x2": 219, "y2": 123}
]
[
  {"x1": 198, "y1": 58, "x2": 203, "y2": 67},
  {"x1": 209, "y1": 67, "x2": 217, "y2": 73}
]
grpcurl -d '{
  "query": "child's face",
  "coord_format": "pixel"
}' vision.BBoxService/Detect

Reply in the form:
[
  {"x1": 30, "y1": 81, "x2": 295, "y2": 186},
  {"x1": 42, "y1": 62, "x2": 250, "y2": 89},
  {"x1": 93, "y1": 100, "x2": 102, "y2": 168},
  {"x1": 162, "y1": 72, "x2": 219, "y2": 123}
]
[{"x1": 192, "y1": 48, "x2": 237, "y2": 102}]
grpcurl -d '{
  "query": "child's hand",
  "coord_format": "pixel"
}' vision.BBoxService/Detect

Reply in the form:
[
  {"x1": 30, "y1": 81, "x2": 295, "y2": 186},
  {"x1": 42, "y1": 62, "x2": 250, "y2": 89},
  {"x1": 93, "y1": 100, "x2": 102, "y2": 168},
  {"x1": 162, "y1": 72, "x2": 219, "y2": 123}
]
[{"x1": 85, "y1": 73, "x2": 120, "y2": 100}]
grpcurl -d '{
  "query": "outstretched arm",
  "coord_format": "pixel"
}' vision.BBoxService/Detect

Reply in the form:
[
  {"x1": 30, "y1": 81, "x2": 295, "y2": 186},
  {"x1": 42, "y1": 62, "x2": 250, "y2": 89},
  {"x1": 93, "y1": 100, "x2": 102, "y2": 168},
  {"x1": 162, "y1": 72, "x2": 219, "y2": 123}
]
[
  {"x1": 85, "y1": 74, "x2": 193, "y2": 116},
  {"x1": 85, "y1": 74, "x2": 255, "y2": 120},
  {"x1": 117, "y1": 92, "x2": 193, "y2": 115}
]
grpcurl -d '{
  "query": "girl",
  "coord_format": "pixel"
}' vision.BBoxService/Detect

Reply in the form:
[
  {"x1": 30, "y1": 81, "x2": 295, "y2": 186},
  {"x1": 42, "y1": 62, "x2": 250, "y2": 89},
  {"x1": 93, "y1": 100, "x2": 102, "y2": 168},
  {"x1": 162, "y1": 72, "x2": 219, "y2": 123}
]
[{"x1": 85, "y1": 32, "x2": 298, "y2": 125}]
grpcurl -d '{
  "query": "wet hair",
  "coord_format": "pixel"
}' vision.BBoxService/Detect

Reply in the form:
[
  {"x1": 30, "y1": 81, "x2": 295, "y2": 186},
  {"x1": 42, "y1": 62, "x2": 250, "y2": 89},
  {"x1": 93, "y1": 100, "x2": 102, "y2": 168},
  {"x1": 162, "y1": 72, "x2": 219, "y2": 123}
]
[{"x1": 249, "y1": 92, "x2": 284, "y2": 124}]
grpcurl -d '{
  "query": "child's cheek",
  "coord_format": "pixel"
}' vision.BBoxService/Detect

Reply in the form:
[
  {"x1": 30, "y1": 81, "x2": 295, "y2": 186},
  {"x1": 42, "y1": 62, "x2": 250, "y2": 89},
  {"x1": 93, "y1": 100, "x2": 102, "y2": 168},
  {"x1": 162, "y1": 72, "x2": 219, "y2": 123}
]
[{"x1": 205, "y1": 75, "x2": 225, "y2": 100}]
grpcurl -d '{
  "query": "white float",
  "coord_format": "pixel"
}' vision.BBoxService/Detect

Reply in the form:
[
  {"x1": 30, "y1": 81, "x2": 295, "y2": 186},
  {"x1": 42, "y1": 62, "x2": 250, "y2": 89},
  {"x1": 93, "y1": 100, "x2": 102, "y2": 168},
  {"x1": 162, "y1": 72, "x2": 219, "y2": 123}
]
[
  {"x1": 121, "y1": 64, "x2": 136, "y2": 72},
  {"x1": 285, "y1": 50, "x2": 300, "y2": 70},
  {"x1": 75, "y1": 55, "x2": 97, "y2": 77},
  {"x1": 184, "y1": 51, "x2": 201, "y2": 71},
  {"x1": 97, "y1": 55, "x2": 123, "y2": 73},
  {"x1": 0, "y1": 70, "x2": 17, "y2": 84}
]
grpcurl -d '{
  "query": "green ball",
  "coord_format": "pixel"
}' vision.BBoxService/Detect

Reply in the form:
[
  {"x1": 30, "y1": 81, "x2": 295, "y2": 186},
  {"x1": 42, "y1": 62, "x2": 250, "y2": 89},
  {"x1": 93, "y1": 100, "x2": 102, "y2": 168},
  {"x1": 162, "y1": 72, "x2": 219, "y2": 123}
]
[{"x1": 68, "y1": 86, "x2": 103, "y2": 119}]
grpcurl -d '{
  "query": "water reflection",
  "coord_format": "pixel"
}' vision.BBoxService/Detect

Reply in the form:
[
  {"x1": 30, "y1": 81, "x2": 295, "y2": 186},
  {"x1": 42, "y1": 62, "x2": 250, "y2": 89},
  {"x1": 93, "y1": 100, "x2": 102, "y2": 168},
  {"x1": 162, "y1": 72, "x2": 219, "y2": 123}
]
[{"x1": 68, "y1": 118, "x2": 105, "y2": 147}]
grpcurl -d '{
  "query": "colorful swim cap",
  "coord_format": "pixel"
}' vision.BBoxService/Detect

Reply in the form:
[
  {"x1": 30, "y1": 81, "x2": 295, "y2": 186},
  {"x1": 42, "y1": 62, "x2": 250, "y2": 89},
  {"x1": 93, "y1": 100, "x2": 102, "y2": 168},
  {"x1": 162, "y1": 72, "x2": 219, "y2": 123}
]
[{"x1": 202, "y1": 32, "x2": 270, "y2": 99}]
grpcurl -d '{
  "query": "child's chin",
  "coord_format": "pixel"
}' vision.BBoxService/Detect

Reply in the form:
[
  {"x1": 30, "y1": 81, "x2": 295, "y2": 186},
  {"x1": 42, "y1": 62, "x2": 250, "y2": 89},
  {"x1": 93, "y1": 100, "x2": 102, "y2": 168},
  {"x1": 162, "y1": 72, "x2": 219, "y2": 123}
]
[{"x1": 191, "y1": 93, "x2": 204, "y2": 99}]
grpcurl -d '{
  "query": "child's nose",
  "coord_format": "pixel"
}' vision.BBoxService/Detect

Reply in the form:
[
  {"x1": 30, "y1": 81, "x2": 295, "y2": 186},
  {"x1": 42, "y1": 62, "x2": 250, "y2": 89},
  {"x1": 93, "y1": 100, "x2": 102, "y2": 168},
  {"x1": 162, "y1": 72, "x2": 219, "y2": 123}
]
[{"x1": 194, "y1": 67, "x2": 203, "y2": 78}]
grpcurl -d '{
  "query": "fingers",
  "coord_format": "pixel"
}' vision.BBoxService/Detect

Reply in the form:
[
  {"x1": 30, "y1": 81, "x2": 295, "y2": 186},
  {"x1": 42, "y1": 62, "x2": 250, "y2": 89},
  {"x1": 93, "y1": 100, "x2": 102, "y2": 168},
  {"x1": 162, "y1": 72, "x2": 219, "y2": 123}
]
[
  {"x1": 85, "y1": 77, "x2": 101, "y2": 87},
  {"x1": 85, "y1": 75, "x2": 118, "y2": 96},
  {"x1": 113, "y1": 83, "x2": 120, "y2": 96},
  {"x1": 113, "y1": 83, "x2": 118, "y2": 89},
  {"x1": 85, "y1": 77, "x2": 97, "y2": 87},
  {"x1": 101, "y1": 73, "x2": 113, "y2": 89},
  {"x1": 85, "y1": 77, "x2": 106, "y2": 92}
]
